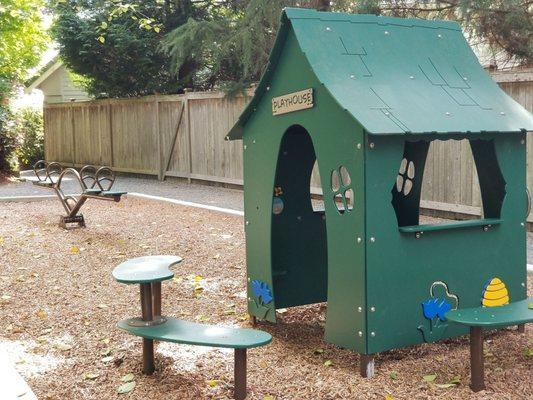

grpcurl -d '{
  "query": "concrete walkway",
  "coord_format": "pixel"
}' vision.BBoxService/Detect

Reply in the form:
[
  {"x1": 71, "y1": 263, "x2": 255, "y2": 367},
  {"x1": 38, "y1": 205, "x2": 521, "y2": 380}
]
[
  {"x1": 0, "y1": 353, "x2": 37, "y2": 400},
  {"x1": 1, "y1": 174, "x2": 244, "y2": 211}
]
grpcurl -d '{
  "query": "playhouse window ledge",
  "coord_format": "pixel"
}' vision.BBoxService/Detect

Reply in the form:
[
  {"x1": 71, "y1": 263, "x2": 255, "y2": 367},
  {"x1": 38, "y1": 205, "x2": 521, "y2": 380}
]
[{"x1": 399, "y1": 218, "x2": 503, "y2": 234}]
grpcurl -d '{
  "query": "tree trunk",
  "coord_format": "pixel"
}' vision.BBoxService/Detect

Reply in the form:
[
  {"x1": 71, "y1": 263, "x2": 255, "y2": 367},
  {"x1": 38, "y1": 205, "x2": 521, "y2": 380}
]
[{"x1": 313, "y1": 0, "x2": 331, "y2": 11}]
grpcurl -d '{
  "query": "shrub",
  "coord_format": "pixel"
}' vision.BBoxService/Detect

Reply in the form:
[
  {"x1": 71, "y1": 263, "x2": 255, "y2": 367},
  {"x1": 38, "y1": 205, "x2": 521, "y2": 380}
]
[
  {"x1": 0, "y1": 105, "x2": 17, "y2": 171},
  {"x1": 14, "y1": 108, "x2": 44, "y2": 169}
]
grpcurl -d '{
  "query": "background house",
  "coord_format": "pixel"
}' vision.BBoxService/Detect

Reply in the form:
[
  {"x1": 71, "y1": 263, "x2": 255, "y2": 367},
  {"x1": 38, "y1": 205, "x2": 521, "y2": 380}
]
[{"x1": 25, "y1": 57, "x2": 90, "y2": 104}]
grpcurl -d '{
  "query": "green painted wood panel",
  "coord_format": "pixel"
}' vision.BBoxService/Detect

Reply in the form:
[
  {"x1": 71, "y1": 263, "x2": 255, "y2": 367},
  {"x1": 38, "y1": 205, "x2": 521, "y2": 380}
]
[
  {"x1": 365, "y1": 133, "x2": 527, "y2": 353},
  {"x1": 241, "y1": 29, "x2": 367, "y2": 352}
]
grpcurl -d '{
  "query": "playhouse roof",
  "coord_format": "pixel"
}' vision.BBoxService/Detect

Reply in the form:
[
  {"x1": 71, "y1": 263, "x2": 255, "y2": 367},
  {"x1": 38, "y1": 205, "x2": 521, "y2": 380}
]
[{"x1": 228, "y1": 8, "x2": 533, "y2": 139}]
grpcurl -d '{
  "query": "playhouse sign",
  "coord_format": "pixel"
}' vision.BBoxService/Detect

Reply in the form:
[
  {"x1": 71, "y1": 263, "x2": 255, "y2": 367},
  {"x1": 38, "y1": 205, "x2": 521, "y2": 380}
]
[{"x1": 272, "y1": 88, "x2": 313, "y2": 116}]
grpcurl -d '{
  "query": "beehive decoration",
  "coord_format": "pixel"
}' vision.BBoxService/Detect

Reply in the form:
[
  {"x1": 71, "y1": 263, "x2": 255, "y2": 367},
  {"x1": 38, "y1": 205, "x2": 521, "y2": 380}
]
[{"x1": 482, "y1": 277, "x2": 510, "y2": 307}]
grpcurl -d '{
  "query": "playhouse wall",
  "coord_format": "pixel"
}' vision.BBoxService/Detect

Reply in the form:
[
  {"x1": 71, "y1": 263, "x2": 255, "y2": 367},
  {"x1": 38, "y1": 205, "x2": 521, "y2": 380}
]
[
  {"x1": 363, "y1": 133, "x2": 527, "y2": 354},
  {"x1": 241, "y1": 28, "x2": 368, "y2": 352}
]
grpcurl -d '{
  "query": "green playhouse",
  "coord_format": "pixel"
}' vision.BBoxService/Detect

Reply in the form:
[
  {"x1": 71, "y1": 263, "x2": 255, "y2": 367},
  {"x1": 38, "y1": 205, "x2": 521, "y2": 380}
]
[{"x1": 227, "y1": 8, "x2": 533, "y2": 374}]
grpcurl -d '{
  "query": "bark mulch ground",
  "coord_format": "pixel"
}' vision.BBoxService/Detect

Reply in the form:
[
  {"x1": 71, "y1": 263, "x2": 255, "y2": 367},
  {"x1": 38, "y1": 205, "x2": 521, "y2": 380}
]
[{"x1": 0, "y1": 198, "x2": 531, "y2": 400}]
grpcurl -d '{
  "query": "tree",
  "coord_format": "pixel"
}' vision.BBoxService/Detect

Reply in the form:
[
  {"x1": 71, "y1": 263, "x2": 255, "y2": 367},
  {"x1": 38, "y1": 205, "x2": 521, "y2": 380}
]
[
  {"x1": 0, "y1": 0, "x2": 48, "y2": 102},
  {"x1": 161, "y1": 0, "x2": 329, "y2": 93},
  {"x1": 51, "y1": 0, "x2": 222, "y2": 97},
  {"x1": 0, "y1": 0, "x2": 47, "y2": 171}
]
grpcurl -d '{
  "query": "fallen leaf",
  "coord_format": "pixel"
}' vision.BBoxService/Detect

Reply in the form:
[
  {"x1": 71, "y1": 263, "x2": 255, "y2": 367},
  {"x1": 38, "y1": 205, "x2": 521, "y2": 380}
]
[
  {"x1": 117, "y1": 381, "x2": 135, "y2": 394},
  {"x1": 36, "y1": 336, "x2": 49, "y2": 344},
  {"x1": 101, "y1": 338, "x2": 110, "y2": 345},
  {"x1": 435, "y1": 383, "x2": 456, "y2": 389},
  {"x1": 206, "y1": 379, "x2": 219, "y2": 387},
  {"x1": 212, "y1": 254, "x2": 220, "y2": 259},
  {"x1": 277, "y1": 308, "x2": 288, "y2": 314},
  {"x1": 423, "y1": 374, "x2": 437, "y2": 382},
  {"x1": 313, "y1": 348, "x2": 324, "y2": 355},
  {"x1": 194, "y1": 285, "x2": 204, "y2": 293},
  {"x1": 36, "y1": 309, "x2": 47, "y2": 319},
  {"x1": 449, "y1": 377, "x2": 461, "y2": 385},
  {"x1": 1, "y1": 295, "x2": 11, "y2": 301},
  {"x1": 0, "y1": 237, "x2": 4, "y2": 246},
  {"x1": 324, "y1": 360, "x2": 333, "y2": 367},
  {"x1": 121, "y1": 373, "x2": 135, "y2": 382},
  {"x1": 97, "y1": 304, "x2": 108, "y2": 309},
  {"x1": 101, "y1": 356, "x2": 114, "y2": 363},
  {"x1": 385, "y1": 396, "x2": 394, "y2": 400},
  {"x1": 237, "y1": 313, "x2": 249, "y2": 321},
  {"x1": 523, "y1": 348, "x2": 533, "y2": 357},
  {"x1": 196, "y1": 315, "x2": 210, "y2": 322},
  {"x1": 55, "y1": 343, "x2": 72, "y2": 351},
  {"x1": 264, "y1": 396, "x2": 275, "y2": 400},
  {"x1": 70, "y1": 246, "x2": 80, "y2": 254},
  {"x1": 84, "y1": 373, "x2": 99, "y2": 380},
  {"x1": 390, "y1": 372, "x2": 398, "y2": 380}
]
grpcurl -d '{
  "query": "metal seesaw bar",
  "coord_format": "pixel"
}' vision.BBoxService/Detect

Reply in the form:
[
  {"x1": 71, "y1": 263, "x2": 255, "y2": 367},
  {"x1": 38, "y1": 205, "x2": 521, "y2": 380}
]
[{"x1": 28, "y1": 160, "x2": 126, "y2": 228}]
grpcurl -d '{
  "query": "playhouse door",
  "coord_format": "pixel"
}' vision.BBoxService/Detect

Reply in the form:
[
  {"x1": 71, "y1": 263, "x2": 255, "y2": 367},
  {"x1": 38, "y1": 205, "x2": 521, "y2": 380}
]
[{"x1": 271, "y1": 125, "x2": 328, "y2": 308}]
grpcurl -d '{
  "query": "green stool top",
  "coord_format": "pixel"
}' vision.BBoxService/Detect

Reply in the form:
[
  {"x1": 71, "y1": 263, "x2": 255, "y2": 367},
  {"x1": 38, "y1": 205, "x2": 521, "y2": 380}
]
[
  {"x1": 446, "y1": 297, "x2": 533, "y2": 328},
  {"x1": 113, "y1": 255, "x2": 182, "y2": 284},
  {"x1": 118, "y1": 317, "x2": 272, "y2": 349},
  {"x1": 100, "y1": 190, "x2": 127, "y2": 196}
]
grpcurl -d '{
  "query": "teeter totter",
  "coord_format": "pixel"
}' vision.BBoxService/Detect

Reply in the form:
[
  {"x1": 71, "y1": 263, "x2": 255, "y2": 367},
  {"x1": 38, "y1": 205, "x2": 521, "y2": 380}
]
[
  {"x1": 113, "y1": 256, "x2": 272, "y2": 400},
  {"x1": 24, "y1": 160, "x2": 126, "y2": 228}
]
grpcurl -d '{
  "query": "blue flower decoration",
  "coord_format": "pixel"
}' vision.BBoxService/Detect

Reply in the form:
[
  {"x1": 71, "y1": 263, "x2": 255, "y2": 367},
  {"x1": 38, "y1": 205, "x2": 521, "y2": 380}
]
[
  {"x1": 251, "y1": 280, "x2": 273, "y2": 305},
  {"x1": 421, "y1": 298, "x2": 451, "y2": 322}
]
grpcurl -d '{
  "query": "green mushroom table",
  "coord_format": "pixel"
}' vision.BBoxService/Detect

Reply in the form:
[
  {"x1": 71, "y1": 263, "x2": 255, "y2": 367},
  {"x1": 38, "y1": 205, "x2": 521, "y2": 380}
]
[
  {"x1": 112, "y1": 255, "x2": 272, "y2": 400},
  {"x1": 445, "y1": 297, "x2": 533, "y2": 392}
]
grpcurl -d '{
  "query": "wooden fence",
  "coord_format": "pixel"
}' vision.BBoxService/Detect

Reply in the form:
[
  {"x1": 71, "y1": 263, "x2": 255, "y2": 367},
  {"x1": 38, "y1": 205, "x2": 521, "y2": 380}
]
[
  {"x1": 44, "y1": 69, "x2": 533, "y2": 219},
  {"x1": 44, "y1": 92, "x2": 246, "y2": 184}
]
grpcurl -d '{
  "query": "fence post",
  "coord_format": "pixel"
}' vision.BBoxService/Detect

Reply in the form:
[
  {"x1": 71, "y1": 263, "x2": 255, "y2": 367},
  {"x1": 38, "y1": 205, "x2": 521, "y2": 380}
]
[
  {"x1": 154, "y1": 96, "x2": 163, "y2": 180},
  {"x1": 108, "y1": 100, "x2": 114, "y2": 168},
  {"x1": 70, "y1": 101, "x2": 76, "y2": 166},
  {"x1": 185, "y1": 92, "x2": 192, "y2": 183}
]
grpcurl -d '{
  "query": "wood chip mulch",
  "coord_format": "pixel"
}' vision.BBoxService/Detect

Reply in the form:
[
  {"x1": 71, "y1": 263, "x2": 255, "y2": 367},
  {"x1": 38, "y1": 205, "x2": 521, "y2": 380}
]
[{"x1": 0, "y1": 198, "x2": 531, "y2": 400}]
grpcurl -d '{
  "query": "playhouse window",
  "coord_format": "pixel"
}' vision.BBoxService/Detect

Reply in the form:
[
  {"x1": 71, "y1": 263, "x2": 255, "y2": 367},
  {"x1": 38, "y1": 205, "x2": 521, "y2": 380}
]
[
  {"x1": 392, "y1": 139, "x2": 505, "y2": 233},
  {"x1": 331, "y1": 165, "x2": 354, "y2": 213}
]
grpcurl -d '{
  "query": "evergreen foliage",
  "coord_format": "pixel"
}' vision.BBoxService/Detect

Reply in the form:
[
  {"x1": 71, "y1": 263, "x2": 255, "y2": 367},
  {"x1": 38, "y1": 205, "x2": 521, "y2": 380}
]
[
  {"x1": 163, "y1": 0, "x2": 531, "y2": 92},
  {"x1": 52, "y1": 1, "x2": 531, "y2": 96},
  {"x1": 51, "y1": 0, "x2": 221, "y2": 97}
]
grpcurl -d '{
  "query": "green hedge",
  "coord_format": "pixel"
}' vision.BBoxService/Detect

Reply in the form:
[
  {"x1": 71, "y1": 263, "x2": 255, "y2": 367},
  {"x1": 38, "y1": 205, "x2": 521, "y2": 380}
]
[{"x1": 0, "y1": 106, "x2": 44, "y2": 171}]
